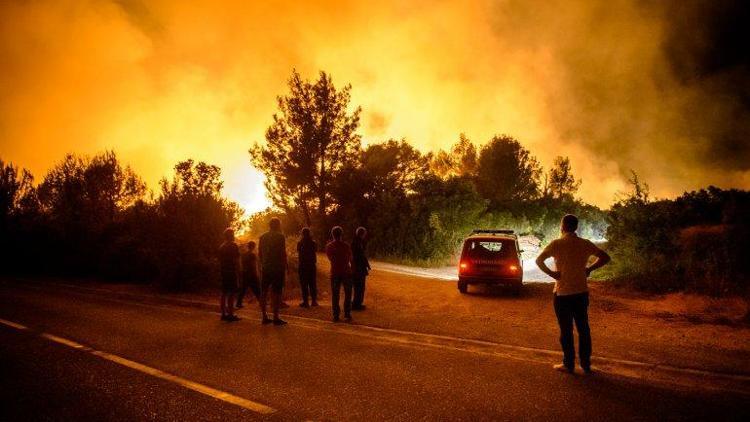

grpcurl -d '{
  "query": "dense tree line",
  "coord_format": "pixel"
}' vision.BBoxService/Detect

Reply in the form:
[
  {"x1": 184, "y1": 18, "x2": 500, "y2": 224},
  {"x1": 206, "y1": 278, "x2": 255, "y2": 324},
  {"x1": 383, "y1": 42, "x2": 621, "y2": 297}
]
[
  {"x1": 250, "y1": 71, "x2": 606, "y2": 265},
  {"x1": 0, "y1": 154, "x2": 240, "y2": 290},
  {"x1": 4, "y1": 70, "x2": 746, "y2": 299}
]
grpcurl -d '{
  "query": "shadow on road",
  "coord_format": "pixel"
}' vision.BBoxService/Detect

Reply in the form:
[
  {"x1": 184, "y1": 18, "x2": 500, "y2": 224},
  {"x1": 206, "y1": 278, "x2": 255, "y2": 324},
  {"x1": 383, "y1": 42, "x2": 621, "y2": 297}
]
[{"x1": 463, "y1": 282, "x2": 554, "y2": 299}]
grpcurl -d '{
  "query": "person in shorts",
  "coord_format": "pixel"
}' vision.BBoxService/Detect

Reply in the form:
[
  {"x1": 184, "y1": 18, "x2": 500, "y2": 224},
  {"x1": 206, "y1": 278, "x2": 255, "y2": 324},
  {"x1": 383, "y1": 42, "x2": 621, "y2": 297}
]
[
  {"x1": 258, "y1": 217, "x2": 288, "y2": 326},
  {"x1": 218, "y1": 228, "x2": 240, "y2": 322},
  {"x1": 237, "y1": 241, "x2": 266, "y2": 316}
]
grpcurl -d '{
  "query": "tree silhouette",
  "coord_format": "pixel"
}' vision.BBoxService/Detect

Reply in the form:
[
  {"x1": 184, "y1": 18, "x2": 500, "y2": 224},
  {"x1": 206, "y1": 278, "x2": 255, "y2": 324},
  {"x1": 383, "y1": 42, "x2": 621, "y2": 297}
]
[
  {"x1": 37, "y1": 152, "x2": 145, "y2": 230},
  {"x1": 475, "y1": 135, "x2": 541, "y2": 207},
  {"x1": 429, "y1": 133, "x2": 478, "y2": 178},
  {"x1": 0, "y1": 159, "x2": 35, "y2": 230},
  {"x1": 331, "y1": 139, "x2": 429, "y2": 233},
  {"x1": 156, "y1": 159, "x2": 241, "y2": 289},
  {"x1": 542, "y1": 156, "x2": 581, "y2": 201},
  {"x1": 250, "y1": 70, "x2": 361, "y2": 235}
]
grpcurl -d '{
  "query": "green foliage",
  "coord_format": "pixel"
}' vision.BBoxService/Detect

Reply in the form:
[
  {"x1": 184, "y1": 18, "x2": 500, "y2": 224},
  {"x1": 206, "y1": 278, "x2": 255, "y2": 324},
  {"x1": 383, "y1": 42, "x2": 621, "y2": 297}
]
[
  {"x1": 475, "y1": 135, "x2": 542, "y2": 206},
  {"x1": 542, "y1": 156, "x2": 581, "y2": 201},
  {"x1": 250, "y1": 70, "x2": 361, "y2": 242},
  {"x1": 429, "y1": 133, "x2": 478, "y2": 179},
  {"x1": 604, "y1": 182, "x2": 750, "y2": 295},
  {"x1": 406, "y1": 176, "x2": 486, "y2": 264}
]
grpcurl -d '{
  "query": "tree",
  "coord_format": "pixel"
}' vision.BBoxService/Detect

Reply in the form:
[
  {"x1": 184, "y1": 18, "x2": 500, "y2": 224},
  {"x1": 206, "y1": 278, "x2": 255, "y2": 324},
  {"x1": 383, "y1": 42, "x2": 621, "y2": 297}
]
[
  {"x1": 361, "y1": 139, "x2": 429, "y2": 194},
  {"x1": 615, "y1": 170, "x2": 650, "y2": 206},
  {"x1": 452, "y1": 133, "x2": 478, "y2": 177},
  {"x1": 250, "y1": 70, "x2": 361, "y2": 235},
  {"x1": 155, "y1": 159, "x2": 242, "y2": 289},
  {"x1": 429, "y1": 133, "x2": 478, "y2": 178},
  {"x1": 37, "y1": 154, "x2": 87, "y2": 227},
  {"x1": 83, "y1": 151, "x2": 146, "y2": 226},
  {"x1": 475, "y1": 135, "x2": 541, "y2": 206},
  {"x1": 331, "y1": 139, "x2": 429, "y2": 238},
  {"x1": 542, "y1": 156, "x2": 581, "y2": 201},
  {"x1": 37, "y1": 152, "x2": 145, "y2": 230},
  {"x1": 0, "y1": 159, "x2": 35, "y2": 229},
  {"x1": 408, "y1": 175, "x2": 486, "y2": 262}
]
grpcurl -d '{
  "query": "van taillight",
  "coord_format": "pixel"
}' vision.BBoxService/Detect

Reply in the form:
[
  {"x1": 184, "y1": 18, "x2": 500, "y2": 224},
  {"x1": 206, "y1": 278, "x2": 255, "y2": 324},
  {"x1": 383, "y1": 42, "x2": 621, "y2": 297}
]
[{"x1": 459, "y1": 261, "x2": 468, "y2": 271}]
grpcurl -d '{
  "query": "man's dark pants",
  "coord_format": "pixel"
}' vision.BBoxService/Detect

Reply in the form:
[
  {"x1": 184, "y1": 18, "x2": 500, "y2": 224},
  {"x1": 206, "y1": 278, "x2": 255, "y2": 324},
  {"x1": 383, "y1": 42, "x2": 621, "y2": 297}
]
[
  {"x1": 352, "y1": 272, "x2": 366, "y2": 307},
  {"x1": 553, "y1": 292, "x2": 591, "y2": 370},
  {"x1": 237, "y1": 276, "x2": 260, "y2": 306},
  {"x1": 299, "y1": 267, "x2": 317, "y2": 304},
  {"x1": 331, "y1": 275, "x2": 352, "y2": 318}
]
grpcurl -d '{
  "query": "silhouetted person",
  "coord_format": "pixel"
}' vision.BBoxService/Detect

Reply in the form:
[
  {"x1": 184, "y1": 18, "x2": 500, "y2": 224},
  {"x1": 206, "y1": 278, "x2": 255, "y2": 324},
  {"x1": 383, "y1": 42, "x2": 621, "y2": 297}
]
[
  {"x1": 238, "y1": 241, "x2": 266, "y2": 318},
  {"x1": 536, "y1": 214, "x2": 611, "y2": 374},
  {"x1": 297, "y1": 227, "x2": 318, "y2": 308},
  {"x1": 326, "y1": 226, "x2": 353, "y2": 322},
  {"x1": 259, "y1": 217, "x2": 288, "y2": 326},
  {"x1": 218, "y1": 228, "x2": 240, "y2": 322},
  {"x1": 351, "y1": 226, "x2": 371, "y2": 311}
]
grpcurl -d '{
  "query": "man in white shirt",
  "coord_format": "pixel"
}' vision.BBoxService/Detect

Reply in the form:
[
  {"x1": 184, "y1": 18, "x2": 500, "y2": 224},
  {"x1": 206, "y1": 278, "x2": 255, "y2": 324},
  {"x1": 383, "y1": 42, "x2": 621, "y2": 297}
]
[{"x1": 536, "y1": 214, "x2": 611, "y2": 374}]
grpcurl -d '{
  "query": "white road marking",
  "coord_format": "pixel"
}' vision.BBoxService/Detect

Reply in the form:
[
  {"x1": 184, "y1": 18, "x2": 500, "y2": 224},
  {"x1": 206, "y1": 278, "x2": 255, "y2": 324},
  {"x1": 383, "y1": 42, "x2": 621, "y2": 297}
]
[
  {"x1": 0, "y1": 318, "x2": 28, "y2": 330},
  {"x1": 4, "y1": 282, "x2": 750, "y2": 395},
  {"x1": 88, "y1": 350, "x2": 277, "y2": 414},
  {"x1": 41, "y1": 333, "x2": 89, "y2": 350},
  {"x1": 0, "y1": 317, "x2": 279, "y2": 415}
]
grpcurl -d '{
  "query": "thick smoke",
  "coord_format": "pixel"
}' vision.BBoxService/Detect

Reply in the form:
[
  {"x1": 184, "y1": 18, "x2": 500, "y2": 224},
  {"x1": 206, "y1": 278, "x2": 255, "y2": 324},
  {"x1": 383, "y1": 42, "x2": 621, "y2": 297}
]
[{"x1": 0, "y1": 0, "x2": 747, "y2": 209}]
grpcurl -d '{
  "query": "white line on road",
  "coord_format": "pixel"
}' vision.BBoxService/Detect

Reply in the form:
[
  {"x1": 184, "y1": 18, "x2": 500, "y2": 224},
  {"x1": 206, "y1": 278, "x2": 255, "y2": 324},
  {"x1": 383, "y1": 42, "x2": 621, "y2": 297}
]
[
  {"x1": 88, "y1": 350, "x2": 277, "y2": 415},
  {"x1": 41, "y1": 333, "x2": 90, "y2": 350},
  {"x1": 0, "y1": 318, "x2": 28, "y2": 330},
  {"x1": 5, "y1": 281, "x2": 750, "y2": 395},
  {"x1": 1, "y1": 318, "x2": 277, "y2": 415}
]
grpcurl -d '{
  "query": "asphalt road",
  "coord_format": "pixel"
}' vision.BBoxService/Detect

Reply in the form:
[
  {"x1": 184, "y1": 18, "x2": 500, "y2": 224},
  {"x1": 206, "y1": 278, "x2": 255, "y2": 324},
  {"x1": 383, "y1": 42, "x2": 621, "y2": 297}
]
[{"x1": 1, "y1": 282, "x2": 748, "y2": 421}]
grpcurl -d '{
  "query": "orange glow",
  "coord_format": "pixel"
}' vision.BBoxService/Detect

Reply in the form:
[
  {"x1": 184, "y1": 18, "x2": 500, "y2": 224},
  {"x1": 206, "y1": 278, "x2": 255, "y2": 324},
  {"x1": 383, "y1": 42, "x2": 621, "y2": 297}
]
[
  {"x1": 459, "y1": 262, "x2": 468, "y2": 271},
  {"x1": 1, "y1": 0, "x2": 748, "y2": 211},
  {"x1": 509, "y1": 265, "x2": 519, "y2": 273}
]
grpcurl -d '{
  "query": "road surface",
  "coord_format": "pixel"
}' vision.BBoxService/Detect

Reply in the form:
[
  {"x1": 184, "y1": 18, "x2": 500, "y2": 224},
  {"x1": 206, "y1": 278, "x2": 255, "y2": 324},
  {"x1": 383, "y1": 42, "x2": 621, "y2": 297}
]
[
  {"x1": 370, "y1": 258, "x2": 554, "y2": 282},
  {"x1": 1, "y1": 279, "x2": 748, "y2": 421}
]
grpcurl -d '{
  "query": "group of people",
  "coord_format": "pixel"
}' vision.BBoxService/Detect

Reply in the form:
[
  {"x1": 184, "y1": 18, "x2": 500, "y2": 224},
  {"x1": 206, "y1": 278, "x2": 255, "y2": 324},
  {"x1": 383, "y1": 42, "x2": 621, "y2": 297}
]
[
  {"x1": 219, "y1": 213, "x2": 611, "y2": 374},
  {"x1": 217, "y1": 217, "x2": 371, "y2": 325}
]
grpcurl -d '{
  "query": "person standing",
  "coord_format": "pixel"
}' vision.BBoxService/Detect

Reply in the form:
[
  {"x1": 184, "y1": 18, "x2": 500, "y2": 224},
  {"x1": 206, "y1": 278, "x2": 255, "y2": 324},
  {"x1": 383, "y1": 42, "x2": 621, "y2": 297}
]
[
  {"x1": 218, "y1": 228, "x2": 240, "y2": 322},
  {"x1": 258, "y1": 217, "x2": 288, "y2": 326},
  {"x1": 238, "y1": 241, "x2": 268, "y2": 320},
  {"x1": 536, "y1": 214, "x2": 611, "y2": 374},
  {"x1": 351, "y1": 226, "x2": 371, "y2": 311},
  {"x1": 325, "y1": 226, "x2": 353, "y2": 322},
  {"x1": 297, "y1": 227, "x2": 318, "y2": 308}
]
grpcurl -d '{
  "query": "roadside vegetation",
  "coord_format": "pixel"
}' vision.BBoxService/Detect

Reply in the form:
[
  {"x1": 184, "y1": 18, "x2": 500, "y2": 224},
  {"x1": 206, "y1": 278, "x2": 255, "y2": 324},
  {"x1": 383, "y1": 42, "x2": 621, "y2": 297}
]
[
  {"x1": 604, "y1": 174, "x2": 749, "y2": 297},
  {"x1": 2, "y1": 71, "x2": 748, "y2": 303},
  {"x1": 0, "y1": 155, "x2": 240, "y2": 290}
]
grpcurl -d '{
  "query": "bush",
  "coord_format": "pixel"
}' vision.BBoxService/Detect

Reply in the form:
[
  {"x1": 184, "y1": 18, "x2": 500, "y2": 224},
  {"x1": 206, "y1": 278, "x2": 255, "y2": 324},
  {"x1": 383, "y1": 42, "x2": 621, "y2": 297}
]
[{"x1": 604, "y1": 186, "x2": 750, "y2": 296}]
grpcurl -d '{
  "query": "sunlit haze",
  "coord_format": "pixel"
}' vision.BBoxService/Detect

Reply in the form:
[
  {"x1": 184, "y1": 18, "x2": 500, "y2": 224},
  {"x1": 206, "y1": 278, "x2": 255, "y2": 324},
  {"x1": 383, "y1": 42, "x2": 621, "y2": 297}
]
[{"x1": 2, "y1": 0, "x2": 748, "y2": 212}]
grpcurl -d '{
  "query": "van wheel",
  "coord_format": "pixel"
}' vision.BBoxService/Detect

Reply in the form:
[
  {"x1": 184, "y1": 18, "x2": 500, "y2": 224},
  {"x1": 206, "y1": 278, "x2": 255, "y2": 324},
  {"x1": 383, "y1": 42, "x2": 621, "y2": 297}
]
[{"x1": 458, "y1": 281, "x2": 468, "y2": 294}]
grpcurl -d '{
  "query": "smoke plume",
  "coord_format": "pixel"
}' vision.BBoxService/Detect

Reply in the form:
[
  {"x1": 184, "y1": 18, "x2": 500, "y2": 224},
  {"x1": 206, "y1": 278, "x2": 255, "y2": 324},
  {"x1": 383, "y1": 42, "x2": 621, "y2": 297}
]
[{"x1": 1, "y1": 0, "x2": 747, "y2": 209}]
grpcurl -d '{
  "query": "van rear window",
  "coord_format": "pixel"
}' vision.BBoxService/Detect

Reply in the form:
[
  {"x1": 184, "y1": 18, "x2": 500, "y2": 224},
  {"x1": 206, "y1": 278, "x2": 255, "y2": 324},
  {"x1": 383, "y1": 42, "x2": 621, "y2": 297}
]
[{"x1": 465, "y1": 240, "x2": 515, "y2": 258}]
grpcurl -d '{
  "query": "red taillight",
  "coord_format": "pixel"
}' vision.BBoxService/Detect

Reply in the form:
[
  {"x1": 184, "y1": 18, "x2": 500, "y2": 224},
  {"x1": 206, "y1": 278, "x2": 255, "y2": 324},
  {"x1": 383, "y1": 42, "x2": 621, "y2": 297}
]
[
  {"x1": 509, "y1": 264, "x2": 519, "y2": 273},
  {"x1": 459, "y1": 261, "x2": 468, "y2": 272}
]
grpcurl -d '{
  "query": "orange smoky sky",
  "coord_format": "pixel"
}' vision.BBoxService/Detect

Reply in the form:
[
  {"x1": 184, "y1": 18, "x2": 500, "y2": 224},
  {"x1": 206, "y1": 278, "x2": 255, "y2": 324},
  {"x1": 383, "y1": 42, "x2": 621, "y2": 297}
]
[{"x1": 1, "y1": 0, "x2": 748, "y2": 212}]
